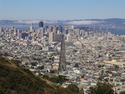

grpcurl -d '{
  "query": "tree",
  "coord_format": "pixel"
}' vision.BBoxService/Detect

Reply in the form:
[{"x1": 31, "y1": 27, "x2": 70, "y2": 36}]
[
  {"x1": 88, "y1": 82, "x2": 114, "y2": 94},
  {"x1": 120, "y1": 91, "x2": 125, "y2": 94},
  {"x1": 67, "y1": 84, "x2": 79, "y2": 93}
]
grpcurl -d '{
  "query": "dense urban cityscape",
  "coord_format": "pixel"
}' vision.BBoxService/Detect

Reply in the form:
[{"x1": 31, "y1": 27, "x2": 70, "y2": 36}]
[
  {"x1": 1, "y1": 0, "x2": 125, "y2": 94},
  {"x1": 0, "y1": 21, "x2": 125, "y2": 94}
]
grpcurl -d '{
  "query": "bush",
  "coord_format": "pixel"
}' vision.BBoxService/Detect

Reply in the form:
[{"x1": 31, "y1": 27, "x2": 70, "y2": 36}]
[
  {"x1": 67, "y1": 84, "x2": 79, "y2": 93},
  {"x1": 88, "y1": 82, "x2": 114, "y2": 94},
  {"x1": 120, "y1": 91, "x2": 125, "y2": 94}
]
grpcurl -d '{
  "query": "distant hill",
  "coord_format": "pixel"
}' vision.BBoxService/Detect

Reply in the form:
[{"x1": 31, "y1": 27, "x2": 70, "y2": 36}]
[
  {"x1": 0, "y1": 57, "x2": 83, "y2": 94},
  {"x1": 0, "y1": 18, "x2": 125, "y2": 35},
  {"x1": 0, "y1": 18, "x2": 125, "y2": 25}
]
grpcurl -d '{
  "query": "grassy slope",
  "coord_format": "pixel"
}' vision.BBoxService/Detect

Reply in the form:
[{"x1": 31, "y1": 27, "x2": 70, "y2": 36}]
[{"x1": 0, "y1": 57, "x2": 83, "y2": 94}]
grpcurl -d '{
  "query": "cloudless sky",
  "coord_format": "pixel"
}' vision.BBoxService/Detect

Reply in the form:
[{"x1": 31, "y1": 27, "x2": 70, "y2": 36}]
[{"x1": 0, "y1": 0, "x2": 125, "y2": 20}]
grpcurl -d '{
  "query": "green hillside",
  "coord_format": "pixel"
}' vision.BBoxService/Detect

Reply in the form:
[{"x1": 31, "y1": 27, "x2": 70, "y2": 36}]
[{"x1": 0, "y1": 57, "x2": 83, "y2": 94}]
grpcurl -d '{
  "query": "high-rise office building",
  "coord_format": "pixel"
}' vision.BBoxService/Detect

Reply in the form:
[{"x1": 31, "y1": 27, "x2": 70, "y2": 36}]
[
  {"x1": 58, "y1": 34, "x2": 66, "y2": 72},
  {"x1": 16, "y1": 29, "x2": 21, "y2": 39},
  {"x1": 39, "y1": 21, "x2": 44, "y2": 28},
  {"x1": 48, "y1": 31, "x2": 54, "y2": 43},
  {"x1": 29, "y1": 24, "x2": 33, "y2": 32}
]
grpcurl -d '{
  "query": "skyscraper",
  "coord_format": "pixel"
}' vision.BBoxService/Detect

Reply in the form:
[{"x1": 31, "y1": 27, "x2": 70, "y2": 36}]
[
  {"x1": 29, "y1": 24, "x2": 33, "y2": 32},
  {"x1": 39, "y1": 21, "x2": 44, "y2": 28},
  {"x1": 48, "y1": 31, "x2": 54, "y2": 43},
  {"x1": 58, "y1": 34, "x2": 66, "y2": 72}
]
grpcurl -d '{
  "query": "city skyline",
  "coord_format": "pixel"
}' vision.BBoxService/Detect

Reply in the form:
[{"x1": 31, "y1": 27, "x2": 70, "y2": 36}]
[{"x1": 0, "y1": 0, "x2": 125, "y2": 20}]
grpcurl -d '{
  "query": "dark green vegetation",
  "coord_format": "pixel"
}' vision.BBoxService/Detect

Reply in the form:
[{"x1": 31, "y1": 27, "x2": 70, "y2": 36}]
[
  {"x1": 0, "y1": 57, "x2": 83, "y2": 94},
  {"x1": 120, "y1": 91, "x2": 125, "y2": 94},
  {"x1": 88, "y1": 82, "x2": 114, "y2": 94},
  {"x1": 43, "y1": 75, "x2": 68, "y2": 84},
  {"x1": 54, "y1": 84, "x2": 84, "y2": 94}
]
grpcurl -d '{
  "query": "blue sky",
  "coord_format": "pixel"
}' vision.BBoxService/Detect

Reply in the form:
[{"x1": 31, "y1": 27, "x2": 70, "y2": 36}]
[{"x1": 0, "y1": 0, "x2": 125, "y2": 20}]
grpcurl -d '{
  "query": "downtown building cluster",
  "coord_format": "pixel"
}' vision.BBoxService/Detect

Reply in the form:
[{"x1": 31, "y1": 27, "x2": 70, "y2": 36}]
[{"x1": 0, "y1": 22, "x2": 125, "y2": 94}]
